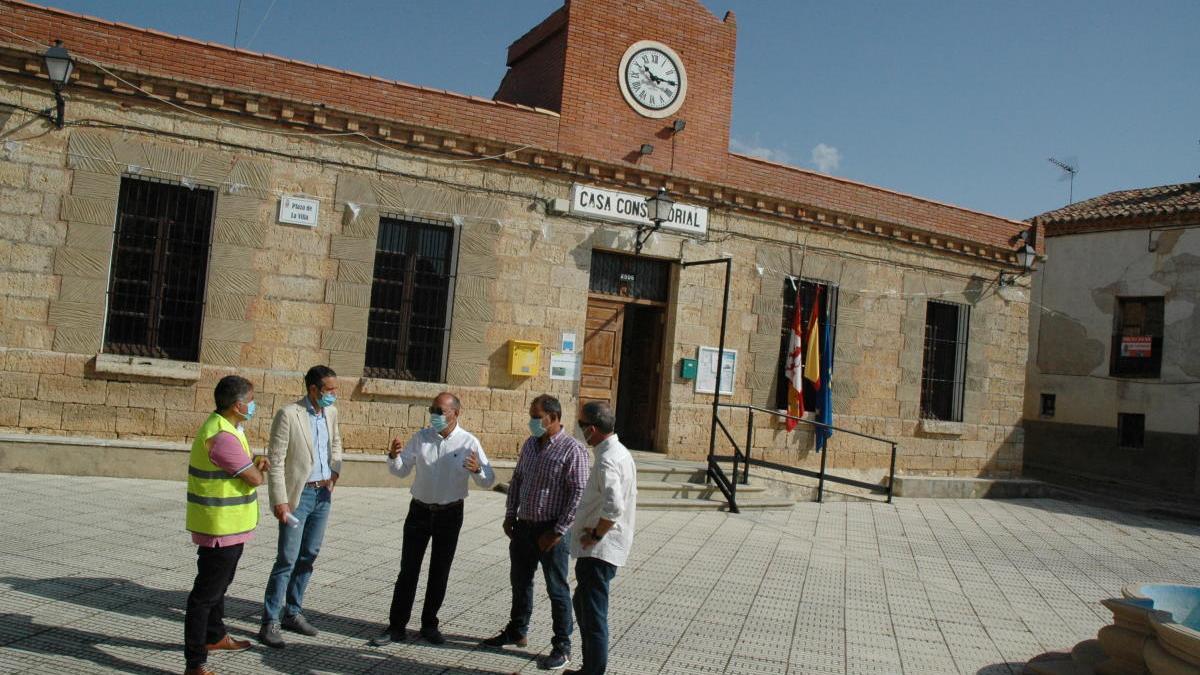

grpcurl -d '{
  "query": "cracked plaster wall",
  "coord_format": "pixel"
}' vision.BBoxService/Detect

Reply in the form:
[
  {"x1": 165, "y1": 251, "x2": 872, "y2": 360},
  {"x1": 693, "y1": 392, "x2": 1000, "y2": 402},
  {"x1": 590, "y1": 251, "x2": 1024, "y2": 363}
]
[{"x1": 1026, "y1": 228, "x2": 1200, "y2": 435}]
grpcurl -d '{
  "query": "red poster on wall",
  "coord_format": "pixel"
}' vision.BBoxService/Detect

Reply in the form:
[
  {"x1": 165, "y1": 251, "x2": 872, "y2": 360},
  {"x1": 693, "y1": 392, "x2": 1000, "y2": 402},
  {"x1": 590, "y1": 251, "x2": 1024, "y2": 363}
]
[{"x1": 1120, "y1": 336, "x2": 1152, "y2": 357}]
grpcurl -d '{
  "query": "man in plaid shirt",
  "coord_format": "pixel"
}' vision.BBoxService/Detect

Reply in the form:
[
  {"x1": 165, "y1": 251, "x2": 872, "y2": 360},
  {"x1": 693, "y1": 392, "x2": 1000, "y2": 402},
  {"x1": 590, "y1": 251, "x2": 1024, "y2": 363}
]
[{"x1": 482, "y1": 394, "x2": 589, "y2": 670}]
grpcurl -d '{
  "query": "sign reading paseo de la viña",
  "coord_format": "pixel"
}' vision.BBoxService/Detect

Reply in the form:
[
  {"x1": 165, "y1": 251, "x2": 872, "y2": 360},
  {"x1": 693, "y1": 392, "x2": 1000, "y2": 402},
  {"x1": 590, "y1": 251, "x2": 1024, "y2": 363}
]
[{"x1": 570, "y1": 183, "x2": 708, "y2": 237}]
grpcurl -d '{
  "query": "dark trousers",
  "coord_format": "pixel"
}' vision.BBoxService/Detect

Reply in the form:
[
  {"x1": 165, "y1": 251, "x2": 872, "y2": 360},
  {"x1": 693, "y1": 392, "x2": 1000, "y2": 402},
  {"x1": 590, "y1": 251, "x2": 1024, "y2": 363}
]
[
  {"x1": 506, "y1": 520, "x2": 573, "y2": 653},
  {"x1": 184, "y1": 543, "x2": 244, "y2": 668},
  {"x1": 387, "y1": 499, "x2": 464, "y2": 633},
  {"x1": 573, "y1": 557, "x2": 617, "y2": 675}
]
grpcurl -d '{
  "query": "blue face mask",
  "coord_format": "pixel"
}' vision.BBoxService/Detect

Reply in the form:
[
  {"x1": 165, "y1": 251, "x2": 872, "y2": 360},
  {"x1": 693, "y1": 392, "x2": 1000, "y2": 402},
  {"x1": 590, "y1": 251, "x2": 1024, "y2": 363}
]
[
  {"x1": 430, "y1": 413, "x2": 449, "y2": 432},
  {"x1": 528, "y1": 417, "x2": 546, "y2": 438},
  {"x1": 242, "y1": 400, "x2": 257, "y2": 421},
  {"x1": 318, "y1": 392, "x2": 336, "y2": 408}
]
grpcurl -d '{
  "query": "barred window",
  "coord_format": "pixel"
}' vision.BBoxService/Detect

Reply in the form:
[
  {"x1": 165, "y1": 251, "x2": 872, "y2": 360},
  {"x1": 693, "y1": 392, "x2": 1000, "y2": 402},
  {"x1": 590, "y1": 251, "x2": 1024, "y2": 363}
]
[
  {"x1": 364, "y1": 216, "x2": 456, "y2": 382},
  {"x1": 104, "y1": 177, "x2": 214, "y2": 361},
  {"x1": 774, "y1": 279, "x2": 838, "y2": 411},
  {"x1": 1110, "y1": 297, "x2": 1163, "y2": 378},
  {"x1": 920, "y1": 300, "x2": 969, "y2": 422},
  {"x1": 1118, "y1": 413, "x2": 1145, "y2": 449}
]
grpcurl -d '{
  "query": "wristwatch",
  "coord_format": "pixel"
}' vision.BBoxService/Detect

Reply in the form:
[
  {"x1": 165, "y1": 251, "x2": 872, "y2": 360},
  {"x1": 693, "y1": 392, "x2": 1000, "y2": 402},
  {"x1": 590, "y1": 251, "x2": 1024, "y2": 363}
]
[{"x1": 590, "y1": 528, "x2": 605, "y2": 541}]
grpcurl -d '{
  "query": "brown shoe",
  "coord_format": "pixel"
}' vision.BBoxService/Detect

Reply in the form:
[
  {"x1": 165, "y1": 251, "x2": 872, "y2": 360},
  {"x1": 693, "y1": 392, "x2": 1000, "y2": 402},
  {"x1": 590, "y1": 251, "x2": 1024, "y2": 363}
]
[
  {"x1": 205, "y1": 634, "x2": 251, "y2": 652},
  {"x1": 183, "y1": 665, "x2": 216, "y2": 675}
]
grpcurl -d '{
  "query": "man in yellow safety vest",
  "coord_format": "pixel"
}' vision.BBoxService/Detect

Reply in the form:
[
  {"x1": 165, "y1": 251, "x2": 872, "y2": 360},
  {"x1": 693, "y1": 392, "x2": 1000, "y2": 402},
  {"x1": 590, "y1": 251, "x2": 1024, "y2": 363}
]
[{"x1": 183, "y1": 375, "x2": 268, "y2": 675}]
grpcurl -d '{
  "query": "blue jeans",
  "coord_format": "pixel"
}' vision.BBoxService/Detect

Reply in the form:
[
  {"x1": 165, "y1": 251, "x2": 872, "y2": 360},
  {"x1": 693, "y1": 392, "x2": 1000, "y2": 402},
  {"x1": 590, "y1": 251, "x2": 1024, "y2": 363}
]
[
  {"x1": 262, "y1": 486, "x2": 331, "y2": 622},
  {"x1": 507, "y1": 520, "x2": 573, "y2": 654},
  {"x1": 573, "y1": 556, "x2": 617, "y2": 675}
]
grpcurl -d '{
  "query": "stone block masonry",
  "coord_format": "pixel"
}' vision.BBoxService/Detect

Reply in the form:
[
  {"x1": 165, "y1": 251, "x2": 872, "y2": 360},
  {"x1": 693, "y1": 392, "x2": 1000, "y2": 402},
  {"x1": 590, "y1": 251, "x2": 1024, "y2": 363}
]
[{"x1": 0, "y1": 25, "x2": 1030, "y2": 477}]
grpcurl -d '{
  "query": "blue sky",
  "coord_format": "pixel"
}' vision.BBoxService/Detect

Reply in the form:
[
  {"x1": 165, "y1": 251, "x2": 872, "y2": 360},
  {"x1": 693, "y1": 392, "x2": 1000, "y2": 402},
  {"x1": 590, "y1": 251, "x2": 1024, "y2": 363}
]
[{"x1": 37, "y1": 0, "x2": 1200, "y2": 220}]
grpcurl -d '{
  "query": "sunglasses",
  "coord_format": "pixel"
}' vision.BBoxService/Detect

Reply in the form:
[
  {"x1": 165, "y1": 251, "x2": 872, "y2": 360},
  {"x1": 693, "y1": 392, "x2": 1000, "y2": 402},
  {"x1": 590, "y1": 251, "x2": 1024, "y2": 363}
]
[
  {"x1": 577, "y1": 420, "x2": 593, "y2": 428},
  {"x1": 429, "y1": 406, "x2": 448, "y2": 415}
]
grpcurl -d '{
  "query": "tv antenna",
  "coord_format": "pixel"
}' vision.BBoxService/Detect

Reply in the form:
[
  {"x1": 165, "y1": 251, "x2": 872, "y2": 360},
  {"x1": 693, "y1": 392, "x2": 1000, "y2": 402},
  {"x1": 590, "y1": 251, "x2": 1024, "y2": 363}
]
[{"x1": 1048, "y1": 157, "x2": 1078, "y2": 204}]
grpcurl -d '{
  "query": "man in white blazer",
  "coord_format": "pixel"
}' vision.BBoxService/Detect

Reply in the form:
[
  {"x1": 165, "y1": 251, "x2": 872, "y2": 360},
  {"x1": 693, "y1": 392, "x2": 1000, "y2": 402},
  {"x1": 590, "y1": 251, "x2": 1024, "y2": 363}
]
[{"x1": 258, "y1": 365, "x2": 343, "y2": 649}]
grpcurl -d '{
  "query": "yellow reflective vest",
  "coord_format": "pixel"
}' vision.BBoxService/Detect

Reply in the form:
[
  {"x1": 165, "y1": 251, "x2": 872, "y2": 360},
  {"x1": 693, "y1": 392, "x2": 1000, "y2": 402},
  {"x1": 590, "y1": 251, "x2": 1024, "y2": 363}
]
[{"x1": 186, "y1": 412, "x2": 259, "y2": 537}]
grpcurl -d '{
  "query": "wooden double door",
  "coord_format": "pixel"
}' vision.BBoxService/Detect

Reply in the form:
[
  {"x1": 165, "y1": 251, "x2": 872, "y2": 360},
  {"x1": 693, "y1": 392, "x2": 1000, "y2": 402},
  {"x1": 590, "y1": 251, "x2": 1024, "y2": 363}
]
[{"x1": 580, "y1": 295, "x2": 666, "y2": 451}]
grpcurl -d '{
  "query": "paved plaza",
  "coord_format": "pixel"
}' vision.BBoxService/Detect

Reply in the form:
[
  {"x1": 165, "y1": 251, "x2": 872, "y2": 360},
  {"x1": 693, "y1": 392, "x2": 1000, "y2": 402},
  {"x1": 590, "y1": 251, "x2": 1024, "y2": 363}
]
[{"x1": 1, "y1": 474, "x2": 1199, "y2": 674}]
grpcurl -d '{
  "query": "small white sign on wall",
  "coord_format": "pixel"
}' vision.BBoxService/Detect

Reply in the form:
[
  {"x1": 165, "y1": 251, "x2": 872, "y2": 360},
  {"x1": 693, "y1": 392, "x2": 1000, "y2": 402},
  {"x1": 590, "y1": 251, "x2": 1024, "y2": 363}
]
[
  {"x1": 695, "y1": 346, "x2": 737, "y2": 395},
  {"x1": 278, "y1": 196, "x2": 320, "y2": 227}
]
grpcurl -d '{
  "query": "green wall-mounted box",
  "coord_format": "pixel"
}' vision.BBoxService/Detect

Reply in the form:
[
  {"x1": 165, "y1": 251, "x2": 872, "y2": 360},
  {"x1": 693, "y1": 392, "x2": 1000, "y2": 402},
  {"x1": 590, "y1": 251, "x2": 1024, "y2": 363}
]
[{"x1": 679, "y1": 358, "x2": 698, "y2": 380}]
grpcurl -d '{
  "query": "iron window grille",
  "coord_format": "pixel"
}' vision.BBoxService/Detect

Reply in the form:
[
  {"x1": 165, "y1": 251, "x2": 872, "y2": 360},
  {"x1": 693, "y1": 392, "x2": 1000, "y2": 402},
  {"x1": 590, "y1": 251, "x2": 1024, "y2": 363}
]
[
  {"x1": 588, "y1": 250, "x2": 670, "y2": 302},
  {"x1": 1118, "y1": 413, "x2": 1145, "y2": 449},
  {"x1": 920, "y1": 300, "x2": 969, "y2": 422},
  {"x1": 774, "y1": 279, "x2": 839, "y2": 410},
  {"x1": 1110, "y1": 297, "x2": 1164, "y2": 378},
  {"x1": 103, "y1": 176, "x2": 214, "y2": 362},
  {"x1": 1040, "y1": 393, "x2": 1056, "y2": 418},
  {"x1": 365, "y1": 215, "x2": 457, "y2": 382}
]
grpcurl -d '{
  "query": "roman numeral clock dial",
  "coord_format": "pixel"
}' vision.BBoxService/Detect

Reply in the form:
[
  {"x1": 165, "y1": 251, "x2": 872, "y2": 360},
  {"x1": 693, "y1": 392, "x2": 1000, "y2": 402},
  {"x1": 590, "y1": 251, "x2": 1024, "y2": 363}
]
[{"x1": 618, "y1": 40, "x2": 688, "y2": 119}]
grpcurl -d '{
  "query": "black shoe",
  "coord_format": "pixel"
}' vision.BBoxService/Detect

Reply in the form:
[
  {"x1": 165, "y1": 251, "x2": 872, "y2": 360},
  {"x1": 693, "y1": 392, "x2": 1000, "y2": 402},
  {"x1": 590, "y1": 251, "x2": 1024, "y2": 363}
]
[
  {"x1": 281, "y1": 613, "x2": 318, "y2": 637},
  {"x1": 258, "y1": 622, "x2": 285, "y2": 649},
  {"x1": 420, "y1": 626, "x2": 446, "y2": 645},
  {"x1": 539, "y1": 647, "x2": 570, "y2": 670},
  {"x1": 481, "y1": 628, "x2": 528, "y2": 648},
  {"x1": 369, "y1": 628, "x2": 405, "y2": 647}
]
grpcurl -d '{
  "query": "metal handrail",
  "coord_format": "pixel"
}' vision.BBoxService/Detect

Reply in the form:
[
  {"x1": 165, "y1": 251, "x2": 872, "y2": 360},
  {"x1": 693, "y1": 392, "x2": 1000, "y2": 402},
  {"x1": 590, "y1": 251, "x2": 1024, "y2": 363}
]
[
  {"x1": 712, "y1": 402, "x2": 899, "y2": 504},
  {"x1": 718, "y1": 403, "x2": 895, "y2": 444}
]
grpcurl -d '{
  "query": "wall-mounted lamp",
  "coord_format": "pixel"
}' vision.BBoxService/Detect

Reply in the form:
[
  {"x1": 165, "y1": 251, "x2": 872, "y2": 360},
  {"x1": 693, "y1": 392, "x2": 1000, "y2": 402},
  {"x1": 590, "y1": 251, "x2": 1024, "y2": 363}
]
[
  {"x1": 671, "y1": 119, "x2": 686, "y2": 134},
  {"x1": 639, "y1": 143, "x2": 654, "y2": 156},
  {"x1": 636, "y1": 188, "x2": 674, "y2": 255},
  {"x1": 40, "y1": 40, "x2": 74, "y2": 129},
  {"x1": 999, "y1": 239, "x2": 1038, "y2": 286}
]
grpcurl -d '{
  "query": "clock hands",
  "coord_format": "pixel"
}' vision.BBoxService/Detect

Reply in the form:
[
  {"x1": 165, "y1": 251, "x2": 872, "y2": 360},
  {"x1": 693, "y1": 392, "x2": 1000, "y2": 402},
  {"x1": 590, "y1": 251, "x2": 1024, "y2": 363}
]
[{"x1": 637, "y1": 63, "x2": 677, "y2": 88}]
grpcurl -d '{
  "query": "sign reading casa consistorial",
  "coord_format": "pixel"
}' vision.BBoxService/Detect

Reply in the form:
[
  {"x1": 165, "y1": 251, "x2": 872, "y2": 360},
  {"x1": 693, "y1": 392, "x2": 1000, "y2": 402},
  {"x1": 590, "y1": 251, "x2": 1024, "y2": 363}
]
[{"x1": 570, "y1": 183, "x2": 708, "y2": 236}]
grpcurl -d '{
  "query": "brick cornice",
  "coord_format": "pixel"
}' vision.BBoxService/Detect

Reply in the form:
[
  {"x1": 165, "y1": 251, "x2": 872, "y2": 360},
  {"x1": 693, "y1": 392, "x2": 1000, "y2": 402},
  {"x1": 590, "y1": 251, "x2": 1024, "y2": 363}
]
[{"x1": 0, "y1": 41, "x2": 1028, "y2": 269}]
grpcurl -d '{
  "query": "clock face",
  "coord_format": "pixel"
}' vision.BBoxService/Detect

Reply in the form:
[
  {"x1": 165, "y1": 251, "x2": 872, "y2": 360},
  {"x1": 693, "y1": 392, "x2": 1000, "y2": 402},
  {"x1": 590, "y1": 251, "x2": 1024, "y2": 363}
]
[{"x1": 618, "y1": 40, "x2": 687, "y2": 119}]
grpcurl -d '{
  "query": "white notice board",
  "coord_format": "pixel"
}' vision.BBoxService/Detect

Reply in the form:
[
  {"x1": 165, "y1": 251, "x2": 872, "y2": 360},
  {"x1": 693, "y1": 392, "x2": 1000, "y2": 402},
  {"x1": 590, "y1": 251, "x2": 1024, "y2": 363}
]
[{"x1": 695, "y1": 346, "x2": 736, "y2": 395}]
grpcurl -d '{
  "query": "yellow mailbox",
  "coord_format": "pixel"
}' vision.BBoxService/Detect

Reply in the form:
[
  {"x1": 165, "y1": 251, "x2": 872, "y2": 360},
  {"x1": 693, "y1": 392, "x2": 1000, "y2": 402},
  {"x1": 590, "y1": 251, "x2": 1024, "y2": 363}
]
[{"x1": 508, "y1": 339, "x2": 541, "y2": 377}]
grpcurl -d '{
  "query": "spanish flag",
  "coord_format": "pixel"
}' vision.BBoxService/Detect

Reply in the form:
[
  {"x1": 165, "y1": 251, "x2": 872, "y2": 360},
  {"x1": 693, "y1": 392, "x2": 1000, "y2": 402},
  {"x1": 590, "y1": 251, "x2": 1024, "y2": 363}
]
[{"x1": 803, "y1": 288, "x2": 822, "y2": 390}]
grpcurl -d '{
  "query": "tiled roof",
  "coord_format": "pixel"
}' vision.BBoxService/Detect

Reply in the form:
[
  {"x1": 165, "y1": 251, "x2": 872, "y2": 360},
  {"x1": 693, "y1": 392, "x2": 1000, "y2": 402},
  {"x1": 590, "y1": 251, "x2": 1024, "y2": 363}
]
[{"x1": 1032, "y1": 182, "x2": 1200, "y2": 227}]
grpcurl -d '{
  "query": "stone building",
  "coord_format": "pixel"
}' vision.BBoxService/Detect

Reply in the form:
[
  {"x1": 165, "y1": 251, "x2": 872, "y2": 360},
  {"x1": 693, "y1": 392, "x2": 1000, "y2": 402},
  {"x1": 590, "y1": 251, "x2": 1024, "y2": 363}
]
[
  {"x1": 0, "y1": 0, "x2": 1032, "y2": 482},
  {"x1": 1024, "y1": 182, "x2": 1200, "y2": 497}
]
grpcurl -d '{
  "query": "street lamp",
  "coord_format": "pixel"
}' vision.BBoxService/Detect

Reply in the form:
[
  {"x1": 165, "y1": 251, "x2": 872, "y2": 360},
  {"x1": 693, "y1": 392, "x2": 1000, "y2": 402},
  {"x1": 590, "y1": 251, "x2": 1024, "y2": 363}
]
[
  {"x1": 1000, "y1": 242, "x2": 1038, "y2": 286},
  {"x1": 636, "y1": 188, "x2": 674, "y2": 255},
  {"x1": 41, "y1": 40, "x2": 74, "y2": 129}
]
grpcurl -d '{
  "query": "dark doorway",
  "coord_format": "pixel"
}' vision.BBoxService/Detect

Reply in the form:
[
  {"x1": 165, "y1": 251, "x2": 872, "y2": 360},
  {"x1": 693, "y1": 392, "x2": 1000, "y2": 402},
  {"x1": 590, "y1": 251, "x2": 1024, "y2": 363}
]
[
  {"x1": 614, "y1": 303, "x2": 664, "y2": 450},
  {"x1": 581, "y1": 251, "x2": 670, "y2": 451}
]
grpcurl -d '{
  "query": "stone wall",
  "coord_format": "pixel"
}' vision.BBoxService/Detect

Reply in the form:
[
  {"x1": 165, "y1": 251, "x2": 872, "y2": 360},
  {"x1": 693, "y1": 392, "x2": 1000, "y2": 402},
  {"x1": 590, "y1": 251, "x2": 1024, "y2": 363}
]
[{"x1": 0, "y1": 84, "x2": 1030, "y2": 475}]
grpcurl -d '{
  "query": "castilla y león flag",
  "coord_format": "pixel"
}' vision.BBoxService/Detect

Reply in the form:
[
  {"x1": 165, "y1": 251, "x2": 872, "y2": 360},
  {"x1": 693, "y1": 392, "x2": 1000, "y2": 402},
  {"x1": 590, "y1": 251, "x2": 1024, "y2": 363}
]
[{"x1": 784, "y1": 292, "x2": 805, "y2": 431}]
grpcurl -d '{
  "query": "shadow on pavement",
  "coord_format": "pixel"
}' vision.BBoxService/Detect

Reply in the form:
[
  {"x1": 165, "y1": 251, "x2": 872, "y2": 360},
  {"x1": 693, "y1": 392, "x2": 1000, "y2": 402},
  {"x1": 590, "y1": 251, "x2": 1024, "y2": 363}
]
[
  {"x1": 0, "y1": 578, "x2": 524, "y2": 674},
  {"x1": 977, "y1": 663, "x2": 1024, "y2": 674},
  {"x1": 0, "y1": 613, "x2": 176, "y2": 674}
]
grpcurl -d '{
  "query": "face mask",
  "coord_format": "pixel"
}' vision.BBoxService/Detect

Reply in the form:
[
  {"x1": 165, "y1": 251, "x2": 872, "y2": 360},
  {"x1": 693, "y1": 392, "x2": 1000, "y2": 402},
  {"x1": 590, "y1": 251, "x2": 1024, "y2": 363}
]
[
  {"x1": 528, "y1": 417, "x2": 546, "y2": 438},
  {"x1": 430, "y1": 413, "x2": 449, "y2": 432},
  {"x1": 578, "y1": 423, "x2": 594, "y2": 446},
  {"x1": 241, "y1": 400, "x2": 257, "y2": 421},
  {"x1": 318, "y1": 392, "x2": 336, "y2": 408}
]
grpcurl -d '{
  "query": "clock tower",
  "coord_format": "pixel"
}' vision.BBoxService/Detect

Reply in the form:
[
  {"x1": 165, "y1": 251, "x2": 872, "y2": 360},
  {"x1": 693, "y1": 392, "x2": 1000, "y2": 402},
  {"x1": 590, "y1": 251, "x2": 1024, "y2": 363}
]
[{"x1": 494, "y1": 0, "x2": 737, "y2": 183}]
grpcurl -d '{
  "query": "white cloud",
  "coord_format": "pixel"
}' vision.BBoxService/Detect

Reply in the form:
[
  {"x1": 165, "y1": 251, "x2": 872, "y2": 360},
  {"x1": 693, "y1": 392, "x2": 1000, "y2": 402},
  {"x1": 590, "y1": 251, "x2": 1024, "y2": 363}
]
[
  {"x1": 811, "y1": 143, "x2": 841, "y2": 174},
  {"x1": 730, "y1": 136, "x2": 791, "y2": 165}
]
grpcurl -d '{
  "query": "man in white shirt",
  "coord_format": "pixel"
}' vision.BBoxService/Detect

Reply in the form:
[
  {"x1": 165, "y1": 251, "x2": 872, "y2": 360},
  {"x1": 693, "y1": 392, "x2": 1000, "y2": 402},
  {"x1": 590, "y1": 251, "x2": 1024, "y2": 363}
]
[
  {"x1": 370, "y1": 392, "x2": 494, "y2": 647},
  {"x1": 566, "y1": 401, "x2": 636, "y2": 675}
]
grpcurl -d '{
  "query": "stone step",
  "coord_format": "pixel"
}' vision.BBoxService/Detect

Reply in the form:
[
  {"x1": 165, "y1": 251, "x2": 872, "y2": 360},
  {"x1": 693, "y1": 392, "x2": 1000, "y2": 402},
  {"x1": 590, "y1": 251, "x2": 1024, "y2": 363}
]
[
  {"x1": 637, "y1": 481, "x2": 768, "y2": 498},
  {"x1": 635, "y1": 466, "x2": 708, "y2": 482},
  {"x1": 639, "y1": 496, "x2": 795, "y2": 511}
]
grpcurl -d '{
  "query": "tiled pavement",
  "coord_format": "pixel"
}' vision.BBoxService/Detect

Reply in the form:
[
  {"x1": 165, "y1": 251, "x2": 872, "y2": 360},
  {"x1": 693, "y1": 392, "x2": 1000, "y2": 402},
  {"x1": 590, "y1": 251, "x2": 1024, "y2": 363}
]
[{"x1": 1, "y1": 474, "x2": 1199, "y2": 674}]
